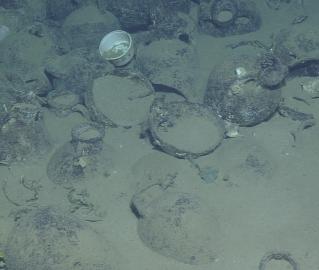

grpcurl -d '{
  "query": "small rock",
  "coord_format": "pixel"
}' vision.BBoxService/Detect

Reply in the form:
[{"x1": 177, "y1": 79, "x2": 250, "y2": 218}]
[{"x1": 199, "y1": 166, "x2": 219, "y2": 183}]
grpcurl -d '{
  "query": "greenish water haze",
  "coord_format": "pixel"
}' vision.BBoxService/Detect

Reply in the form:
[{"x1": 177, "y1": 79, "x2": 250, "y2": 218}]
[{"x1": 0, "y1": 1, "x2": 319, "y2": 270}]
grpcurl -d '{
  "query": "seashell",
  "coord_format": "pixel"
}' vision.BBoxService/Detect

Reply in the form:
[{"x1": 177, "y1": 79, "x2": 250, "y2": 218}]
[{"x1": 71, "y1": 122, "x2": 105, "y2": 144}]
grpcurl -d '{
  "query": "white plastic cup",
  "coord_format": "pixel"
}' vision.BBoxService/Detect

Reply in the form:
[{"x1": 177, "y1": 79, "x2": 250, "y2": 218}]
[{"x1": 99, "y1": 30, "x2": 134, "y2": 67}]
